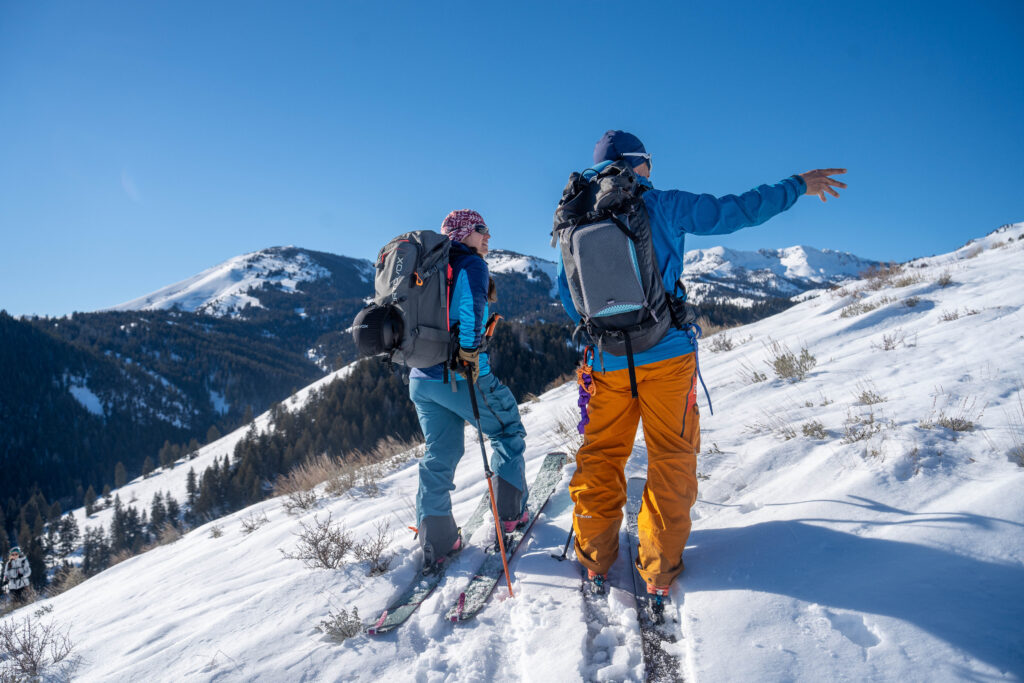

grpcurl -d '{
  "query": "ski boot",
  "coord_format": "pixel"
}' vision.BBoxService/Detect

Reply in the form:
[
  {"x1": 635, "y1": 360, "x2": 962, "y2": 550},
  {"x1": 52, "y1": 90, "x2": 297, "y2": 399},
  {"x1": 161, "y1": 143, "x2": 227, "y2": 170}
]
[
  {"x1": 500, "y1": 509, "x2": 529, "y2": 534},
  {"x1": 644, "y1": 583, "x2": 671, "y2": 624},
  {"x1": 585, "y1": 568, "x2": 608, "y2": 595},
  {"x1": 421, "y1": 529, "x2": 463, "y2": 576}
]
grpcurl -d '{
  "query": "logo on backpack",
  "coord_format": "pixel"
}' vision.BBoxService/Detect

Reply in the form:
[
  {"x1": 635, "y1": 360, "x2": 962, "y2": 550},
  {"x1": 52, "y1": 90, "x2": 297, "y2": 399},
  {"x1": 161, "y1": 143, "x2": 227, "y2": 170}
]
[{"x1": 352, "y1": 231, "x2": 456, "y2": 368}]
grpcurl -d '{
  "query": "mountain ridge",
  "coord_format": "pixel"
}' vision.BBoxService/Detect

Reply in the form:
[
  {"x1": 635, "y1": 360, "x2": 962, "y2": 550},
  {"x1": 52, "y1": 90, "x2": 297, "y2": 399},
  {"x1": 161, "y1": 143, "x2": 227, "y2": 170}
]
[{"x1": 104, "y1": 242, "x2": 881, "y2": 318}]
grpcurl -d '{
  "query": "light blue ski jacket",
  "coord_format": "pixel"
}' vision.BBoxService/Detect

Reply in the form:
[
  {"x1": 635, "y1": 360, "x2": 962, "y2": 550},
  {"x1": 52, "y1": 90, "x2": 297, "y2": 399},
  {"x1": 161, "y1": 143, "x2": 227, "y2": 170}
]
[{"x1": 557, "y1": 163, "x2": 806, "y2": 372}]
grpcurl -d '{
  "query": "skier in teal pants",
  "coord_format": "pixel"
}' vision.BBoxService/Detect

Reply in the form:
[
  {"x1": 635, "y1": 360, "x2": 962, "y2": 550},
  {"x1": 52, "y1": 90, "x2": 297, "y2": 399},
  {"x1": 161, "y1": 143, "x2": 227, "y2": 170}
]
[{"x1": 410, "y1": 209, "x2": 529, "y2": 572}]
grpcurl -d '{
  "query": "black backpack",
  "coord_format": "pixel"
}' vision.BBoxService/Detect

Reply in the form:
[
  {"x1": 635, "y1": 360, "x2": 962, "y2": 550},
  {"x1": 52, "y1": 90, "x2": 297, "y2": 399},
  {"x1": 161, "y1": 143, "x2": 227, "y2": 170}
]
[{"x1": 552, "y1": 161, "x2": 697, "y2": 394}]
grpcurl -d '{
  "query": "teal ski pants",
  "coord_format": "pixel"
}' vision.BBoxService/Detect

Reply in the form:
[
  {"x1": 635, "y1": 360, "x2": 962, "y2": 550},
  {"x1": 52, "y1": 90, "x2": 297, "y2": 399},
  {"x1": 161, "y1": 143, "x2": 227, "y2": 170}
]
[{"x1": 410, "y1": 373, "x2": 528, "y2": 524}]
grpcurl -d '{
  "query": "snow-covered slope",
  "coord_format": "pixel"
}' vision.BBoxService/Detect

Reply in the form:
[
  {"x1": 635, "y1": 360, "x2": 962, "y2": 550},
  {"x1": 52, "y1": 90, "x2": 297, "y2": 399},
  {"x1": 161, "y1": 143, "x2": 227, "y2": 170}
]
[
  {"x1": 66, "y1": 361, "x2": 365, "y2": 536},
  {"x1": 15, "y1": 223, "x2": 1024, "y2": 682},
  {"x1": 108, "y1": 247, "x2": 374, "y2": 317}
]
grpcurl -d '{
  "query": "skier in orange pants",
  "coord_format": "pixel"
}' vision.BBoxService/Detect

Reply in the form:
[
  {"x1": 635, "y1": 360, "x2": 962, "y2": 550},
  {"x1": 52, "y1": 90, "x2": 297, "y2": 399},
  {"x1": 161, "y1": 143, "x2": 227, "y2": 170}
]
[{"x1": 556, "y1": 130, "x2": 846, "y2": 593}]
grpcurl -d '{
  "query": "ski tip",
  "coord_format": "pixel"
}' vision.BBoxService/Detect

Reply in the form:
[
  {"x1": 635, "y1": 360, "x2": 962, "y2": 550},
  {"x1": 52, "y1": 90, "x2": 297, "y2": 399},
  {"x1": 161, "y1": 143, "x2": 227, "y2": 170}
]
[
  {"x1": 365, "y1": 610, "x2": 388, "y2": 635},
  {"x1": 450, "y1": 592, "x2": 467, "y2": 623}
]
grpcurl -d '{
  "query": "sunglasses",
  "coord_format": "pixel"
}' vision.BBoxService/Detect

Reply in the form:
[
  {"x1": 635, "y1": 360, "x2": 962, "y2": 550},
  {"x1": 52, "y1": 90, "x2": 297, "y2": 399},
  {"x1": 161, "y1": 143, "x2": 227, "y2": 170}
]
[
  {"x1": 472, "y1": 224, "x2": 490, "y2": 236},
  {"x1": 621, "y1": 152, "x2": 652, "y2": 167}
]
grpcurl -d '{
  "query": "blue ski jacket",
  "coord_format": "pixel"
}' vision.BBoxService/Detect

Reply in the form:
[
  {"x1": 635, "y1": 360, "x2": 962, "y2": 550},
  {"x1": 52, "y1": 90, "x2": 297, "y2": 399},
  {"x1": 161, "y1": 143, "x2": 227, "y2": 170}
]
[
  {"x1": 557, "y1": 163, "x2": 807, "y2": 372},
  {"x1": 411, "y1": 240, "x2": 492, "y2": 381}
]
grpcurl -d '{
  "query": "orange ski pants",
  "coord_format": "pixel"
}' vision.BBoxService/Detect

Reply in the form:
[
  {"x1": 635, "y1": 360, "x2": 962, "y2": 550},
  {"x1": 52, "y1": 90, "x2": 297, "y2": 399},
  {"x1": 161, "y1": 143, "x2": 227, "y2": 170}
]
[{"x1": 569, "y1": 353, "x2": 700, "y2": 587}]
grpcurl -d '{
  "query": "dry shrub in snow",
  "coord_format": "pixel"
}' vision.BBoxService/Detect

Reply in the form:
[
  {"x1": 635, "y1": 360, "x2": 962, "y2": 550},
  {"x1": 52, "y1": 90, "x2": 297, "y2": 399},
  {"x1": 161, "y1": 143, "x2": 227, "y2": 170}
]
[
  {"x1": 873, "y1": 328, "x2": 909, "y2": 351},
  {"x1": 840, "y1": 295, "x2": 896, "y2": 318},
  {"x1": 1009, "y1": 391, "x2": 1024, "y2": 467},
  {"x1": 706, "y1": 332, "x2": 735, "y2": 353},
  {"x1": 157, "y1": 522, "x2": 182, "y2": 546},
  {"x1": 802, "y1": 420, "x2": 828, "y2": 439},
  {"x1": 282, "y1": 513, "x2": 353, "y2": 570},
  {"x1": 353, "y1": 520, "x2": 394, "y2": 575},
  {"x1": 48, "y1": 567, "x2": 86, "y2": 598},
  {"x1": 543, "y1": 371, "x2": 576, "y2": 393},
  {"x1": 208, "y1": 524, "x2": 224, "y2": 539},
  {"x1": 695, "y1": 315, "x2": 729, "y2": 338},
  {"x1": 936, "y1": 270, "x2": 954, "y2": 287},
  {"x1": 738, "y1": 359, "x2": 767, "y2": 384},
  {"x1": 109, "y1": 549, "x2": 135, "y2": 568},
  {"x1": 240, "y1": 510, "x2": 270, "y2": 534},
  {"x1": 554, "y1": 407, "x2": 585, "y2": 453},
  {"x1": 745, "y1": 409, "x2": 796, "y2": 441},
  {"x1": 0, "y1": 616, "x2": 79, "y2": 682},
  {"x1": 904, "y1": 296, "x2": 922, "y2": 308},
  {"x1": 283, "y1": 489, "x2": 320, "y2": 515},
  {"x1": 892, "y1": 273, "x2": 924, "y2": 288},
  {"x1": 274, "y1": 454, "x2": 347, "y2": 497},
  {"x1": 324, "y1": 464, "x2": 360, "y2": 498},
  {"x1": 855, "y1": 380, "x2": 886, "y2": 406},
  {"x1": 764, "y1": 340, "x2": 816, "y2": 382},
  {"x1": 921, "y1": 392, "x2": 985, "y2": 434},
  {"x1": 842, "y1": 409, "x2": 891, "y2": 444},
  {"x1": 358, "y1": 467, "x2": 382, "y2": 498},
  {"x1": 318, "y1": 607, "x2": 361, "y2": 642},
  {"x1": 860, "y1": 263, "x2": 904, "y2": 290}
]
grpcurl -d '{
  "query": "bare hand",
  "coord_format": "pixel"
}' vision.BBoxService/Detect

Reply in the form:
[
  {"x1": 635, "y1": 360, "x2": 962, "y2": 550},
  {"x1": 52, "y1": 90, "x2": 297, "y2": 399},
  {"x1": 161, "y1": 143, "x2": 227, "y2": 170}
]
[{"x1": 799, "y1": 168, "x2": 847, "y2": 202}]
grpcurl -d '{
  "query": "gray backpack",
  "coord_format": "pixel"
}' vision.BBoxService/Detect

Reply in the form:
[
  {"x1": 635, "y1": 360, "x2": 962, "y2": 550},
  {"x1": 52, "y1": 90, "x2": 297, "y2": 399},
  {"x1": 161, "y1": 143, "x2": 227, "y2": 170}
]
[
  {"x1": 552, "y1": 161, "x2": 695, "y2": 394},
  {"x1": 352, "y1": 230, "x2": 455, "y2": 368}
]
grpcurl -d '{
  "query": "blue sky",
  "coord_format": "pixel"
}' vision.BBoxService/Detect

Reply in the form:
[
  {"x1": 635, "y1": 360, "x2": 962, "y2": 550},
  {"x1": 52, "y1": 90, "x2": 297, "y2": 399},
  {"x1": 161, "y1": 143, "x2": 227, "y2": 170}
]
[{"x1": 2, "y1": 1, "x2": 1022, "y2": 316}]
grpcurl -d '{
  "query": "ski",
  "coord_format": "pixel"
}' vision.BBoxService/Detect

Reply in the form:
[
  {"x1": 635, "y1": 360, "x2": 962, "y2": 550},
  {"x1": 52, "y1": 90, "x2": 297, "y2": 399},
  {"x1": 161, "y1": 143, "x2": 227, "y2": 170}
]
[
  {"x1": 365, "y1": 490, "x2": 492, "y2": 635},
  {"x1": 626, "y1": 476, "x2": 684, "y2": 682},
  {"x1": 445, "y1": 451, "x2": 569, "y2": 623}
]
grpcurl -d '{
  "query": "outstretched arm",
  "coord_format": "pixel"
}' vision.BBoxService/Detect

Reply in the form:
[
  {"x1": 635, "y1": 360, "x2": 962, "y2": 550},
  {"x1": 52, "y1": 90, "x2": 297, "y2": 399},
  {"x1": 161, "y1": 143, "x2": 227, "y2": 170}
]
[{"x1": 798, "y1": 168, "x2": 847, "y2": 202}]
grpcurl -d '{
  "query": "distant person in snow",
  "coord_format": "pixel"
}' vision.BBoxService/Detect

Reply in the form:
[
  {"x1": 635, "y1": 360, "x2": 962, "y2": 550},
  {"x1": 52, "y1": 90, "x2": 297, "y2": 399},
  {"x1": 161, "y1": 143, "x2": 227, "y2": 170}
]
[
  {"x1": 555, "y1": 130, "x2": 846, "y2": 597},
  {"x1": 3, "y1": 546, "x2": 32, "y2": 604},
  {"x1": 410, "y1": 210, "x2": 529, "y2": 573}
]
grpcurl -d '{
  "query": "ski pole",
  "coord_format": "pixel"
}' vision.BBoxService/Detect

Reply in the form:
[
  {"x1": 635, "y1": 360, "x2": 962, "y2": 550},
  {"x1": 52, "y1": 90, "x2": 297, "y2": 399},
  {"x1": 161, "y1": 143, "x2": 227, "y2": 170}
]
[
  {"x1": 551, "y1": 527, "x2": 574, "y2": 561},
  {"x1": 463, "y1": 365, "x2": 515, "y2": 599}
]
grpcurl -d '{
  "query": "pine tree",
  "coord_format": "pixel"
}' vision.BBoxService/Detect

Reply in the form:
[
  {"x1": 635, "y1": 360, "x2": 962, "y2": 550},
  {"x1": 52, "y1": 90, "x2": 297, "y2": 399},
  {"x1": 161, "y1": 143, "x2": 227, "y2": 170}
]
[
  {"x1": 82, "y1": 526, "x2": 110, "y2": 576},
  {"x1": 158, "y1": 441, "x2": 175, "y2": 469},
  {"x1": 58, "y1": 514, "x2": 80, "y2": 559},
  {"x1": 206, "y1": 425, "x2": 221, "y2": 444},
  {"x1": 149, "y1": 492, "x2": 167, "y2": 535},
  {"x1": 102, "y1": 484, "x2": 112, "y2": 504},
  {"x1": 109, "y1": 495, "x2": 126, "y2": 551},
  {"x1": 84, "y1": 485, "x2": 97, "y2": 517},
  {"x1": 165, "y1": 493, "x2": 181, "y2": 529},
  {"x1": 44, "y1": 522, "x2": 59, "y2": 562},
  {"x1": 186, "y1": 468, "x2": 198, "y2": 506},
  {"x1": 115, "y1": 461, "x2": 127, "y2": 488},
  {"x1": 142, "y1": 456, "x2": 155, "y2": 477}
]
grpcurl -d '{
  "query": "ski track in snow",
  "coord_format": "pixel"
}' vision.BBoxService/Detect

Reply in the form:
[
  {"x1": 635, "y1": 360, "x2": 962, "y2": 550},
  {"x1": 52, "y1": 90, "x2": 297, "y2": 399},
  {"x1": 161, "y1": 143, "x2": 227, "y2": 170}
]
[{"x1": 5, "y1": 223, "x2": 1024, "y2": 682}]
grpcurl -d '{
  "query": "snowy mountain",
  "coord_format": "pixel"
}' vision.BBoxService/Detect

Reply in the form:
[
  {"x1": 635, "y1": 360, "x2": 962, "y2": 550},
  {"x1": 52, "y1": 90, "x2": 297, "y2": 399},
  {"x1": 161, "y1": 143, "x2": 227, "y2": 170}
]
[
  {"x1": 10, "y1": 222, "x2": 1023, "y2": 681},
  {"x1": 681, "y1": 244, "x2": 878, "y2": 306},
  {"x1": 486, "y1": 249, "x2": 559, "y2": 297},
  {"x1": 108, "y1": 246, "x2": 375, "y2": 317}
]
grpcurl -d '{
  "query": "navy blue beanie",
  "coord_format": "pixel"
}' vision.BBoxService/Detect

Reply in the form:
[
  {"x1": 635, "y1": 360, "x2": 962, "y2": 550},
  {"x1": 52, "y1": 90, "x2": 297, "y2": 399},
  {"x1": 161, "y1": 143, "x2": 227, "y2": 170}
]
[{"x1": 593, "y1": 130, "x2": 648, "y2": 168}]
